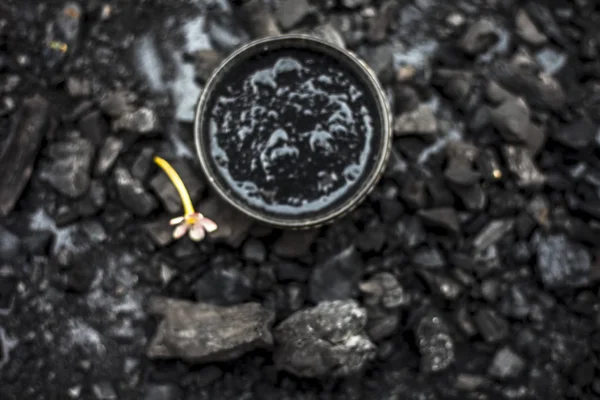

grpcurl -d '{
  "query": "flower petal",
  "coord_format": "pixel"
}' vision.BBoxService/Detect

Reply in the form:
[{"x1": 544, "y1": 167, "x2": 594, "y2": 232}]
[
  {"x1": 170, "y1": 216, "x2": 185, "y2": 226},
  {"x1": 172, "y1": 223, "x2": 189, "y2": 239},
  {"x1": 200, "y1": 217, "x2": 218, "y2": 233},
  {"x1": 189, "y1": 223, "x2": 206, "y2": 241}
]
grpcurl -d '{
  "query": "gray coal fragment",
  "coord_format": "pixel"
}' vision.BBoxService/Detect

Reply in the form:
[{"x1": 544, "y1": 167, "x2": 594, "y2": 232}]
[
  {"x1": 114, "y1": 166, "x2": 157, "y2": 216},
  {"x1": 147, "y1": 297, "x2": 275, "y2": 363},
  {"x1": 41, "y1": 138, "x2": 95, "y2": 198},
  {"x1": 0, "y1": 95, "x2": 51, "y2": 216},
  {"x1": 234, "y1": 0, "x2": 281, "y2": 38},
  {"x1": 535, "y1": 234, "x2": 591, "y2": 289},
  {"x1": 273, "y1": 300, "x2": 375, "y2": 377},
  {"x1": 488, "y1": 346, "x2": 526, "y2": 380},
  {"x1": 275, "y1": 0, "x2": 313, "y2": 30},
  {"x1": 502, "y1": 145, "x2": 546, "y2": 188},
  {"x1": 414, "y1": 308, "x2": 455, "y2": 373}
]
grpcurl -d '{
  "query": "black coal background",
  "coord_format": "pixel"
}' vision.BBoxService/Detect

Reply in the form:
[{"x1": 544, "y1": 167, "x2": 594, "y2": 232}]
[{"x1": 1, "y1": 0, "x2": 600, "y2": 399}]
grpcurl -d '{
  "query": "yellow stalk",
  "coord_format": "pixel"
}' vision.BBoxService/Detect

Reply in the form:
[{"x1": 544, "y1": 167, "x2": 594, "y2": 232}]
[{"x1": 153, "y1": 156, "x2": 195, "y2": 216}]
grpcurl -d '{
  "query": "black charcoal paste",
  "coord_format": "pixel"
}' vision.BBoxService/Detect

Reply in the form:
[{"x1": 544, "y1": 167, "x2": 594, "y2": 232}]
[{"x1": 205, "y1": 48, "x2": 381, "y2": 216}]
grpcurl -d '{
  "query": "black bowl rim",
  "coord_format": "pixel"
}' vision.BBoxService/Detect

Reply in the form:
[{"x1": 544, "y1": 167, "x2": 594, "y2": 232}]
[{"x1": 194, "y1": 34, "x2": 392, "y2": 229}]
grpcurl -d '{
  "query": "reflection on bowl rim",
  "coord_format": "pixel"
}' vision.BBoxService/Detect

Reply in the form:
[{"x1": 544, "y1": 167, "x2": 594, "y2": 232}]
[{"x1": 194, "y1": 34, "x2": 392, "y2": 229}]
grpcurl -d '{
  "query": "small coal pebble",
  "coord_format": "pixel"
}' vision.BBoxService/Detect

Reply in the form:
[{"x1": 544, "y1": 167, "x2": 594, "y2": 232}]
[
  {"x1": 515, "y1": 9, "x2": 547, "y2": 46},
  {"x1": 359, "y1": 272, "x2": 408, "y2": 308},
  {"x1": 551, "y1": 118, "x2": 596, "y2": 150},
  {"x1": 275, "y1": 0, "x2": 313, "y2": 30},
  {"x1": 99, "y1": 91, "x2": 135, "y2": 118},
  {"x1": 474, "y1": 308, "x2": 509, "y2": 343},
  {"x1": 473, "y1": 219, "x2": 514, "y2": 251},
  {"x1": 418, "y1": 208, "x2": 460, "y2": 233},
  {"x1": 193, "y1": 267, "x2": 252, "y2": 306},
  {"x1": 92, "y1": 382, "x2": 117, "y2": 400},
  {"x1": 242, "y1": 238, "x2": 267, "y2": 263},
  {"x1": 150, "y1": 160, "x2": 204, "y2": 214},
  {"x1": 42, "y1": 138, "x2": 95, "y2": 198},
  {"x1": 535, "y1": 234, "x2": 591, "y2": 288},
  {"x1": 460, "y1": 18, "x2": 500, "y2": 55},
  {"x1": 488, "y1": 346, "x2": 526, "y2": 380},
  {"x1": 112, "y1": 107, "x2": 159, "y2": 134},
  {"x1": 114, "y1": 166, "x2": 157, "y2": 216},
  {"x1": 143, "y1": 384, "x2": 180, "y2": 400},
  {"x1": 94, "y1": 136, "x2": 123, "y2": 177},
  {"x1": 414, "y1": 308, "x2": 455, "y2": 373},
  {"x1": 394, "y1": 104, "x2": 438, "y2": 137},
  {"x1": 273, "y1": 229, "x2": 318, "y2": 258},
  {"x1": 412, "y1": 246, "x2": 446, "y2": 269},
  {"x1": 502, "y1": 145, "x2": 546, "y2": 187},
  {"x1": 0, "y1": 225, "x2": 20, "y2": 262},
  {"x1": 310, "y1": 246, "x2": 363, "y2": 303},
  {"x1": 490, "y1": 98, "x2": 531, "y2": 142}
]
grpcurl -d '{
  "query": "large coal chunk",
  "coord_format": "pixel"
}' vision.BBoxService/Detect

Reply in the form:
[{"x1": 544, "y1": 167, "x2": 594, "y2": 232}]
[
  {"x1": 0, "y1": 95, "x2": 51, "y2": 216},
  {"x1": 535, "y1": 234, "x2": 592, "y2": 289},
  {"x1": 273, "y1": 300, "x2": 375, "y2": 377},
  {"x1": 147, "y1": 297, "x2": 275, "y2": 363}
]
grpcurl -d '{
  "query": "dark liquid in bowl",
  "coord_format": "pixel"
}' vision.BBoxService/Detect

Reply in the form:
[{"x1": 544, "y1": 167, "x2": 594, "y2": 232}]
[{"x1": 203, "y1": 47, "x2": 383, "y2": 218}]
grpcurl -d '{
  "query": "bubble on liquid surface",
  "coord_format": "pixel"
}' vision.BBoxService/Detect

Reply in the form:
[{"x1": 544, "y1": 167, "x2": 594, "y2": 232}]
[{"x1": 204, "y1": 48, "x2": 382, "y2": 217}]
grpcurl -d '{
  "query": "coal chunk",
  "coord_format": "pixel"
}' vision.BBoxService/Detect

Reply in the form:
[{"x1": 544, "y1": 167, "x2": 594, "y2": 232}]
[
  {"x1": 150, "y1": 159, "x2": 204, "y2": 214},
  {"x1": 193, "y1": 267, "x2": 253, "y2": 306},
  {"x1": 488, "y1": 346, "x2": 526, "y2": 380},
  {"x1": 112, "y1": 107, "x2": 159, "y2": 134},
  {"x1": 502, "y1": 145, "x2": 546, "y2": 187},
  {"x1": 94, "y1": 136, "x2": 123, "y2": 177},
  {"x1": 78, "y1": 111, "x2": 108, "y2": 147},
  {"x1": 147, "y1": 297, "x2": 274, "y2": 363},
  {"x1": 394, "y1": 104, "x2": 438, "y2": 137},
  {"x1": 192, "y1": 49, "x2": 224, "y2": 83},
  {"x1": 366, "y1": 0, "x2": 398, "y2": 43},
  {"x1": 197, "y1": 195, "x2": 252, "y2": 247},
  {"x1": 473, "y1": 219, "x2": 515, "y2": 251},
  {"x1": 309, "y1": 246, "x2": 363, "y2": 303},
  {"x1": 41, "y1": 138, "x2": 95, "y2": 198},
  {"x1": 275, "y1": 0, "x2": 313, "y2": 30},
  {"x1": 414, "y1": 309, "x2": 455, "y2": 373},
  {"x1": 474, "y1": 308, "x2": 509, "y2": 343},
  {"x1": 233, "y1": 0, "x2": 280, "y2": 39},
  {"x1": 490, "y1": 98, "x2": 531, "y2": 142},
  {"x1": 515, "y1": 9, "x2": 547, "y2": 46},
  {"x1": 412, "y1": 246, "x2": 445, "y2": 269},
  {"x1": 418, "y1": 207, "x2": 460, "y2": 233},
  {"x1": 0, "y1": 225, "x2": 20, "y2": 262},
  {"x1": 99, "y1": 91, "x2": 135, "y2": 118},
  {"x1": 273, "y1": 300, "x2": 375, "y2": 377},
  {"x1": 0, "y1": 95, "x2": 51, "y2": 216},
  {"x1": 242, "y1": 238, "x2": 267, "y2": 263},
  {"x1": 273, "y1": 229, "x2": 318, "y2": 258},
  {"x1": 143, "y1": 384, "x2": 180, "y2": 400},
  {"x1": 114, "y1": 166, "x2": 157, "y2": 216},
  {"x1": 535, "y1": 234, "x2": 591, "y2": 288},
  {"x1": 490, "y1": 61, "x2": 565, "y2": 111},
  {"x1": 552, "y1": 118, "x2": 596, "y2": 150},
  {"x1": 359, "y1": 272, "x2": 408, "y2": 309},
  {"x1": 460, "y1": 18, "x2": 500, "y2": 55}
]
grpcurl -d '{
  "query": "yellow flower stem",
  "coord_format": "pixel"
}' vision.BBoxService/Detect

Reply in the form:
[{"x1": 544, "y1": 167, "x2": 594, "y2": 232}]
[{"x1": 153, "y1": 156, "x2": 195, "y2": 216}]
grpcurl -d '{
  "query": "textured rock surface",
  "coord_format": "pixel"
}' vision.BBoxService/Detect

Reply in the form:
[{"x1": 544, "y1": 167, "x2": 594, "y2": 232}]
[
  {"x1": 274, "y1": 300, "x2": 375, "y2": 377},
  {"x1": 147, "y1": 297, "x2": 275, "y2": 363}
]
